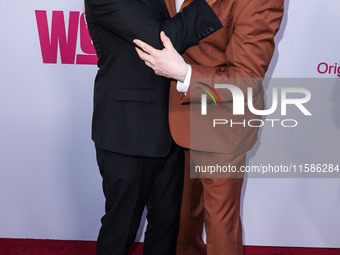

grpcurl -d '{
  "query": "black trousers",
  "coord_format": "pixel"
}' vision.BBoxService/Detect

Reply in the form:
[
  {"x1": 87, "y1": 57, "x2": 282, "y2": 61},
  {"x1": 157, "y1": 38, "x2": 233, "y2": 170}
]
[{"x1": 95, "y1": 143, "x2": 184, "y2": 255}]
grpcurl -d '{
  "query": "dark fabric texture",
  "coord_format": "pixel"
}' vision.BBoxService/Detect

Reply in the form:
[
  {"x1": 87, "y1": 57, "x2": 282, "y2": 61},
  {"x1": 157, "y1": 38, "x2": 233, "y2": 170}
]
[
  {"x1": 95, "y1": 144, "x2": 184, "y2": 255},
  {"x1": 85, "y1": 0, "x2": 222, "y2": 157}
]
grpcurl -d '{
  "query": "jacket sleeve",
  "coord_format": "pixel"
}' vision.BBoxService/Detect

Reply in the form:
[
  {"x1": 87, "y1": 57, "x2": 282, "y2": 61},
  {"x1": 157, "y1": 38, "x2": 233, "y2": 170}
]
[
  {"x1": 179, "y1": 0, "x2": 284, "y2": 104},
  {"x1": 85, "y1": 0, "x2": 222, "y2": 54}
]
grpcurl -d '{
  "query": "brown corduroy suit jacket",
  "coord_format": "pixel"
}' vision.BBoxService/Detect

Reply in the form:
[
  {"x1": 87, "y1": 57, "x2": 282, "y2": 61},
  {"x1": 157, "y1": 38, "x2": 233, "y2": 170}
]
[{"x1": 165, "y1": 0, "x2": 284, "y2": 154}]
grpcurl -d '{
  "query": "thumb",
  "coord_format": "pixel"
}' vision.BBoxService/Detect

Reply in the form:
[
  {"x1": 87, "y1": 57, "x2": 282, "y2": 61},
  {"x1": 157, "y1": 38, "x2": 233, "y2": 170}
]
[{"x1": 160, "y1": 31, "x2": 173, "y2": 49}]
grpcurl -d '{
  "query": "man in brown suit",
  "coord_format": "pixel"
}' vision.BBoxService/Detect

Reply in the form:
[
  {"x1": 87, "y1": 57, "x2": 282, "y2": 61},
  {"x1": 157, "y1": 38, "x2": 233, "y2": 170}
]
[{"x1": 135, "y1": 0, "x2": 284, "y2": 254}]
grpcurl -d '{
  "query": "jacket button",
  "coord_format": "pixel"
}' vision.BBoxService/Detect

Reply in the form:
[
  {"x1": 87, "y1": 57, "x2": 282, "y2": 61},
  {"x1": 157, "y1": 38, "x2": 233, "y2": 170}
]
[{"x1": 209, "y1": 27, "x2": 214, "y2": 32}]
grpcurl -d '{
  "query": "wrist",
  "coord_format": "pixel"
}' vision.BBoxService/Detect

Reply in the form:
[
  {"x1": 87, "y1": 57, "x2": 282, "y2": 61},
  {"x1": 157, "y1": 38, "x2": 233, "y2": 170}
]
[{"x1": 177, "y1": 64, "x2": 189, "y2": 83}]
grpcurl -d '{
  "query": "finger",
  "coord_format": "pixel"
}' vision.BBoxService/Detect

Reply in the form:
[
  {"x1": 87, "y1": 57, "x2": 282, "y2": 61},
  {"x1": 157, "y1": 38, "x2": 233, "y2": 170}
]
[
  {"x1": 144, "y1": 61, "x2": 153, "y2": 69},
  {"x1": 133, "y1": 39, "x2": 157, "y2": 55},
  {"x1": 160, "y1": 31, "x2": 173, "y2": 49},
  {"x1": 144, "y1": 61, "x2": 160, "y2": 75},
  {"x1": 135, "y1": 47, "x2": 153, "y2": 63},
  {"x1": 145, "y1": 62, "x2": 162, "y2": 76},
  {"x1": 84, "y1": 14, "x2": 88, "y2": 29}
]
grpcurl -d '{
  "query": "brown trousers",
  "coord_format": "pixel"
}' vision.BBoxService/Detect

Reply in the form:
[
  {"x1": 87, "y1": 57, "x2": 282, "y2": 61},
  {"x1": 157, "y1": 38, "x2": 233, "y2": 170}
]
[{"x1": 176, "y1": 149, "x2": 246, "y2": 255}]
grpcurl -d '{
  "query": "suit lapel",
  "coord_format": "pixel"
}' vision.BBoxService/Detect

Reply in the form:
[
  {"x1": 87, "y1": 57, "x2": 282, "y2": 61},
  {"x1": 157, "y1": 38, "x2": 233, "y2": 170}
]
[{"x1": 163, "y1": 0, "x2": 177, "y2": 17}]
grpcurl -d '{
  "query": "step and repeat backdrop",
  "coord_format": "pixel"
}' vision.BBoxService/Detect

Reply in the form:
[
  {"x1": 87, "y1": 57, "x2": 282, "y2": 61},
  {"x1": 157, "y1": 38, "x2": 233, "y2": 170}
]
[{"x1": 0, "y1": 0, "x2": 339, "y2": 248}]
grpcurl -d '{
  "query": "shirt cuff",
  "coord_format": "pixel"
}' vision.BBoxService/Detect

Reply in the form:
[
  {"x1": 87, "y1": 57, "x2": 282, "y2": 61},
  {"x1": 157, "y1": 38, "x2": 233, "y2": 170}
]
[{"x1": 176, "y1": 64, "x2": 191, "y2": 94}]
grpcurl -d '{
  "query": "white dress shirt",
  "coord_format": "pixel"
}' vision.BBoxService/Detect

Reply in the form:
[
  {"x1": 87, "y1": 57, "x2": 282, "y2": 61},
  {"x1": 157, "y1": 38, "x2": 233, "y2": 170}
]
[{"x1": 175, "y1": 0, "x2": 185, "y2": 12}]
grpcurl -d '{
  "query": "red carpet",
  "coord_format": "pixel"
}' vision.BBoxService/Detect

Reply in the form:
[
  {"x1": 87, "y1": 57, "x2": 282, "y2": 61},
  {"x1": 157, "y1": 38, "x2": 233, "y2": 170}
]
[{"x1": 0, "y1": 239, "x2": 339, "y2": 255}]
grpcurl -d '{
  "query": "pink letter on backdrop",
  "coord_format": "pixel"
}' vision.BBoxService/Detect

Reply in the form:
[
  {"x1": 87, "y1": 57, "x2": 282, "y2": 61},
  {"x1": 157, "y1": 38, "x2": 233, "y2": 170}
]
[
  {"x1": 76, "y1": 13, "x2": 98, "y2": 65},
  {"x1": 35, "y1": 11, "x2": 79, "y2": 64}
]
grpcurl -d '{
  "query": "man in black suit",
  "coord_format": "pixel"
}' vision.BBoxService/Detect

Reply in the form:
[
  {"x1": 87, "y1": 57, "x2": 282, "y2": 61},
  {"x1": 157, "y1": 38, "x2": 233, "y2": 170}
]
[{"x1": 84, "y1": 0, "x2": 221, "y2": 254}]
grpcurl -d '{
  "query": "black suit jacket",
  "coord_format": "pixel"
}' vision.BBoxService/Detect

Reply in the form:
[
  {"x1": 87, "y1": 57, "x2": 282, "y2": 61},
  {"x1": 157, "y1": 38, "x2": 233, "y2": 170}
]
[{"x1": 85, "y1": 0, "x2": 221, "y2": 157}]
